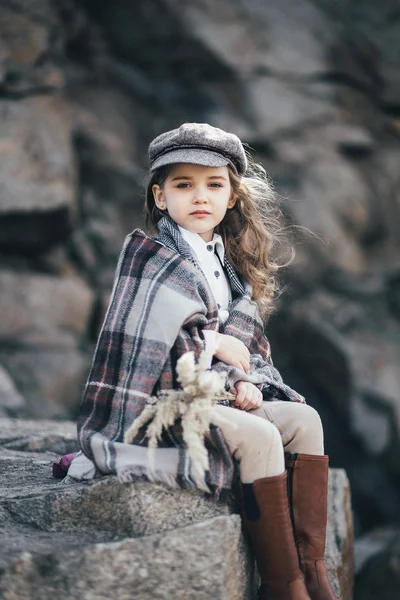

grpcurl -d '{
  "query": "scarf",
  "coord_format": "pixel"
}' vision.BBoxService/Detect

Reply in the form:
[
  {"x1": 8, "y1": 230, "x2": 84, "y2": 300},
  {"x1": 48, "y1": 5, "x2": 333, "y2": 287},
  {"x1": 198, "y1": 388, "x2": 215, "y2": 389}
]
[{"x1": 72, "y1": 217, "x2": 305, "y2": 497}]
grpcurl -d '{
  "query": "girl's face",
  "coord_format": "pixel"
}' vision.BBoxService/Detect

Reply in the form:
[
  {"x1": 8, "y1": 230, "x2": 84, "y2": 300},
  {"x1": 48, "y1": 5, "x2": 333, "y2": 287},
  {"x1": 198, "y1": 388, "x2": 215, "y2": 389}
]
[{"x1": 152, "y1": 164, "x2": 235, "y2": 242}]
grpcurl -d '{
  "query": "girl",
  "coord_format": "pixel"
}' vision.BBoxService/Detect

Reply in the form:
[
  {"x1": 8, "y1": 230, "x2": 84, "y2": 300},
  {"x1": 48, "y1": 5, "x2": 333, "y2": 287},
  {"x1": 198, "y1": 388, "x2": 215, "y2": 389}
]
[{"x1": 72, "y1": 123, "x2": 337, "y2": 600}]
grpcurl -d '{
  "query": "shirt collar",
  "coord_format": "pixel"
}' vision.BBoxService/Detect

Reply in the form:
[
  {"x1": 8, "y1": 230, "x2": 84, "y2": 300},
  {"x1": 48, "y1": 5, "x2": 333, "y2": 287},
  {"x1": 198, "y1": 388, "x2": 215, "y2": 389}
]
[{"x1": 178, "y1": 226, "x2": 225, "y2": 264}]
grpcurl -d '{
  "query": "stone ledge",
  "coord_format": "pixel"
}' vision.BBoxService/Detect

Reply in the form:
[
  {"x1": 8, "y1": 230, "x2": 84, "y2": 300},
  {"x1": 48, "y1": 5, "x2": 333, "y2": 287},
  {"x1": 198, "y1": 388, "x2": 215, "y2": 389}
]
[
  {"x1": 0, "y1": 515, "x2": 256, "y2": 600},
  {"x1": 0, "y1": 419, "x2": 354, "y2": 599}
]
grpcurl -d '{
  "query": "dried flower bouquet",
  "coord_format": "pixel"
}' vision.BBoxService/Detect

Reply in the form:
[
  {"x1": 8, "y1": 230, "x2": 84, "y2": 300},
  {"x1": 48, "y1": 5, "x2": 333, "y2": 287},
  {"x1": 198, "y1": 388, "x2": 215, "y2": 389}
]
[{"x1": 124, "y1": 348, "x2": 237, "y2": 488}]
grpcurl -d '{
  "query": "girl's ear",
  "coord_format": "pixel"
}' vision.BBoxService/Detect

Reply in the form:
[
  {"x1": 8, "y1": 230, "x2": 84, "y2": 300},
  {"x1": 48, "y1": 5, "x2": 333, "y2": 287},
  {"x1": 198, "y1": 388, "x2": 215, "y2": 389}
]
[
  {"x1": 152, "y1": 184, "x2": 166, "y2": 209},
  {"x1": 228, "y1": 196, "x2": 237, "y2": 209}
]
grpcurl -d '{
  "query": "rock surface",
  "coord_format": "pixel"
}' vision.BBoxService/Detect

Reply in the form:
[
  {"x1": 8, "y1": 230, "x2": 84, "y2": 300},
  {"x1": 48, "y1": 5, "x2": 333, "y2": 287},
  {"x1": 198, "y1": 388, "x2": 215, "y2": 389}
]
[
  {"x1": 0, "y1": 96, "x2": 76, "y2": 254},
  {"x1": 0, "y1": 269, "x2": 94, "y2": 418},
  {"x1": 0, "y1": 418, "x2": 353, "y2": 599},
  {"x1": 0, "y1": 270, "x2": 93, "y2": 347},
  {"x1": 354, "y1": 528, "x2": 400, "y2": 600},
  {"x1": 0, "y1": 366, "x2": 26, "y2": 418}
]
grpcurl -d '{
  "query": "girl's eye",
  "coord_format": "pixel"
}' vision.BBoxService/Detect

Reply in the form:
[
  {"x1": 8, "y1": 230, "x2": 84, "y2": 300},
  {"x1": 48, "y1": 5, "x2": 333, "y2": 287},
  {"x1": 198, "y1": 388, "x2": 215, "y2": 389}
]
[{"x1": 175, "y1": 182, "x2": 223, "y2": 189}]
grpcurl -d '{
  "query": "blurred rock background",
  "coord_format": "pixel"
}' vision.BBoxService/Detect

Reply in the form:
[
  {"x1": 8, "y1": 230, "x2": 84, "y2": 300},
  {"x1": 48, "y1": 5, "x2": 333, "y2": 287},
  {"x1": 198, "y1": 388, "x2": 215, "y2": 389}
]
[{"x1": 0, "y1": 0, "x2": 399, "y2": 594}]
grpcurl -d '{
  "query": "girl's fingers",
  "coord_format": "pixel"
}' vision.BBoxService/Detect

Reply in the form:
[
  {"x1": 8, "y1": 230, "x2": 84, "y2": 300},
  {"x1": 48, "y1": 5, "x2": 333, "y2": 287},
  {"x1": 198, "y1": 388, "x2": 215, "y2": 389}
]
[
  {"x1": 243, "y1": 389, "x2": 262, "y2": 411},
  {"x1": 234, "y1": 383, "x2": 263, "y2": 410},
  {"x1": 247, "y1": 396, "x2": 259, "y2": 410},
  {"x1": 234, "y1": 385, "x2": 246, "y2": 406},
  {"x1": 236, "y1": 384, "x2": 253, "y2": 410},
  {"x1": 240, "y1": 395, "x2": 252, "y2": 411}
]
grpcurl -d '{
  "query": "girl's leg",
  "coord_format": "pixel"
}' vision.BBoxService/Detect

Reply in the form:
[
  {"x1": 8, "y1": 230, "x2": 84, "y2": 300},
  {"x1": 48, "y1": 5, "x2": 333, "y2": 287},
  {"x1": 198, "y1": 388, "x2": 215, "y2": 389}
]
[
  {"x1": 214, "y1": 405, "x2": 311, "y2": 600},
  {"x1": 249, "y1": 402, "x2": 337, "y2": 600},
  {"x1": 249, "y1": 401, "x2": 324, "y2": 455},
  {"x1": 213, "y1": 404, "x2": 284, "y2": 481}
]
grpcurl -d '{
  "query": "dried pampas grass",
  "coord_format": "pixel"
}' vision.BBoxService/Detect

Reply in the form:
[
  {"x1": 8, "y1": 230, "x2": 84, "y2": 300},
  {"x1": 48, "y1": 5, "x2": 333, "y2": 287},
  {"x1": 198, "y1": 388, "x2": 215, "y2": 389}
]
[{"x1": 124, "y1": 348, "x2": 237, "y2": 488}]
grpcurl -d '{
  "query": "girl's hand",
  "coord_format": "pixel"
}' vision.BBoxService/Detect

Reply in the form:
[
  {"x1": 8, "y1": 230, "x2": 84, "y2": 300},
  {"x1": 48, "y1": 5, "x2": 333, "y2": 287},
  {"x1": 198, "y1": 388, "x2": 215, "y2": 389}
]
[
  {"x1": 215, "y1": 333, "x2": 250, "y2": 373},
  {"x1": 233, "y1": 381, "x2": 262, "y2": 411}
]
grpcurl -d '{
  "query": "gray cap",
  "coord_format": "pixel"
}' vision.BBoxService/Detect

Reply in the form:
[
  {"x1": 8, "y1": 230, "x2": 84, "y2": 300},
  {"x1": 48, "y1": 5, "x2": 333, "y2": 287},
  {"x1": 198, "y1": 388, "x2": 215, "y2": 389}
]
[{"x1": 148, "y1": 122, "x2": 247, "y2": 176}]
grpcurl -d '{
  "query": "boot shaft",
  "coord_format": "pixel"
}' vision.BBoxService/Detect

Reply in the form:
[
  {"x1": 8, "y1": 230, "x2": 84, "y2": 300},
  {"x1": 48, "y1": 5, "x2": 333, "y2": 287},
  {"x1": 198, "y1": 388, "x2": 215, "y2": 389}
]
[
  {"x1": 241, "y1": 472, "x2": 311, "y2": 600},
  {"x1": 285, "y1": 453, "x2": 329, "y2": 561},
  {"x1": 285, "y1": 453, "x2": 338, "y2": 600}
]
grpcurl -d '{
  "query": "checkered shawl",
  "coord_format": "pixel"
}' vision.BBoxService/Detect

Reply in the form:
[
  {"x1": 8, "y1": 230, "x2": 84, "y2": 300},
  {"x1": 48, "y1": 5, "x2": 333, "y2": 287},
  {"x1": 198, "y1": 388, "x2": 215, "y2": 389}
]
[{"x1": 76, "y1": 216, "x2": 304, "y2": 497}]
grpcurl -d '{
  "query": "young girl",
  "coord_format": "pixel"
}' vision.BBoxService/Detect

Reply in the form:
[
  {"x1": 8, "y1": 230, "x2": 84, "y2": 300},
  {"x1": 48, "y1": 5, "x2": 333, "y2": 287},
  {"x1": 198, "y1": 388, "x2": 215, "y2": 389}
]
[{"x1": 72, "y1": 123, "x2": 337, "y2": 600}]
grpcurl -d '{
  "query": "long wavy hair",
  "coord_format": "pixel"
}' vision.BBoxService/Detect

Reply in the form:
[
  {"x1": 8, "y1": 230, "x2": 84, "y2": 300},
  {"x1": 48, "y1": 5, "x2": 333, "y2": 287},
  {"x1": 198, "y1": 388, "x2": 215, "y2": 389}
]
[{"x1": 143, "y1": 157, "x2": 292, "y2": 318}]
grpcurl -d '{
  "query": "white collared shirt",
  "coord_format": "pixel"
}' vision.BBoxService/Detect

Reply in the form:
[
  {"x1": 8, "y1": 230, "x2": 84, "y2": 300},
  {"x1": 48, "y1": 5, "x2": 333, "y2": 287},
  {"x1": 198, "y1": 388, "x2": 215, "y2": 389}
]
[
  {"x1": 178, "y1": 226, "x2": 232, "y2": 360},
  {"x1": 178, "y1": 226, "x2": 232, "y2": 323}
]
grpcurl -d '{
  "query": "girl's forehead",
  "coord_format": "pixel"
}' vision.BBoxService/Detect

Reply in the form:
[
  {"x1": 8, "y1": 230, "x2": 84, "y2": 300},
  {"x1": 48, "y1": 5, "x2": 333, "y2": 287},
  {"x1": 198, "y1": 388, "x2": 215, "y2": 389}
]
[{"x1": 167, "y1": 163, "x2": 230, "y2": 179}]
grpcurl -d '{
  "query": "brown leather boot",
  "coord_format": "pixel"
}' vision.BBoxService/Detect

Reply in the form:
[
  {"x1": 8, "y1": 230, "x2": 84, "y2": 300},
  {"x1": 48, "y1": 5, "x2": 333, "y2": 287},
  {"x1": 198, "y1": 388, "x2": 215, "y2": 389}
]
[
  {"x1": 285, "y1": 453, "x2": 338, "y2": 600},
  {"x1": 241, "y1": 472, "x2": 311, "y2": 600}
]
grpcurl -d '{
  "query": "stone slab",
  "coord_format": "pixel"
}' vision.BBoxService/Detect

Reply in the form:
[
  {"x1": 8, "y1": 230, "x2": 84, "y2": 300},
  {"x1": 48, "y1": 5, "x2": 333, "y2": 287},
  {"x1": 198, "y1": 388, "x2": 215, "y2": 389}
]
[
  {"x1": 0, "y1": 419, "x2": 354, "y2": 599},
  {"x1": 0, "y1": 516, "x2": 257, "y2": 600}
]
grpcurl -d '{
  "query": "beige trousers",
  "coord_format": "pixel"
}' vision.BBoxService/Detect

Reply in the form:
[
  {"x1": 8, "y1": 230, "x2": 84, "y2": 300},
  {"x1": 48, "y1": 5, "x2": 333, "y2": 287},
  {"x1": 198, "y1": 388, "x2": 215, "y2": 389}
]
[{"x1": 214, "y1": 401, "x2": 324, "y2": 483}]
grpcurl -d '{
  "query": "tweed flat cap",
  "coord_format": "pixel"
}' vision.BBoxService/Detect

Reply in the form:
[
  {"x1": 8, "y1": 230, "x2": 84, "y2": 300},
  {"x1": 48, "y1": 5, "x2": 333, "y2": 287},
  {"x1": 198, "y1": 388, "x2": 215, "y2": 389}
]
[{"x1": 148, "y1": 122, "x2": 247, "y2": 176}]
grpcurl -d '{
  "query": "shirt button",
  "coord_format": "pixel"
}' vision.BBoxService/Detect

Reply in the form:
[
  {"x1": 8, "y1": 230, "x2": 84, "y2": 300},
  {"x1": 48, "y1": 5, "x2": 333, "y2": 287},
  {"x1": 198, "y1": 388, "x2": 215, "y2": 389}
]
[
  {"x1": 214, "y1": 271, "x2": 220, "y2": 278},
  {"x1": 207, "y1": 245, "x2": 213, "y2": 252}
]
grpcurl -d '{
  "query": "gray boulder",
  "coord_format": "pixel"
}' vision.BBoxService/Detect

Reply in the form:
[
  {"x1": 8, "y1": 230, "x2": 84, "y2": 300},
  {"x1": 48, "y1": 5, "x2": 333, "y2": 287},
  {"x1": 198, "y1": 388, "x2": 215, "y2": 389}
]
[
  {"x1": 0, "y1": 96, "x2": 75, "y2": 254},
  {"x1": 0, "y1": 418, "x2": 354, "y2": 599},
  {"x1": 0, "y1": 366, "x2": 26, "y2": 418},
  {"x1": 272, "y1": 286, "x2": 400, "y2": 530},
  {"x1": 0, "y1": 0, "x2": 65, "y2": 95},
  {"x1": 0, "y1": 270, "x2": 94, "y2": 418},
  {"x1": 355, "y1": 528, "x2": 400, "y2": 600},
  {"x1": 0, "y1": 270, "x2": 94, "y2": 348}
]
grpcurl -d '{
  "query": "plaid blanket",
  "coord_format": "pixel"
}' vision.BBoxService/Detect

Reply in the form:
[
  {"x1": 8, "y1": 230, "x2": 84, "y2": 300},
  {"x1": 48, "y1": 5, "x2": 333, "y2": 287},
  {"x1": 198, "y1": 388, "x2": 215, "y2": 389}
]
[{"x1": 75, "y1": 216, "x2": 304, "y2": 497}]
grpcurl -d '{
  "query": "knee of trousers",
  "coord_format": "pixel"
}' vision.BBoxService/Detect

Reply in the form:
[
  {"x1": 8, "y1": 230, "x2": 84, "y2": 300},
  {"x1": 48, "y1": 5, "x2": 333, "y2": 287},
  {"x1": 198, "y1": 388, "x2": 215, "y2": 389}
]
[
  {"x1": 242, "y1": 417, "x2": 283, "y2": 456},
  {"x1": 289, "y1": 404, "x2": 324, "y2": 452}
]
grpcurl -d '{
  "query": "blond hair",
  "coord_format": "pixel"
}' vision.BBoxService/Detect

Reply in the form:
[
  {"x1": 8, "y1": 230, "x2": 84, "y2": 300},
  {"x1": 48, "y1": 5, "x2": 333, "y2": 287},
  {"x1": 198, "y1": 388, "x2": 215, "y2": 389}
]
[{"x1": 144, "y1": 158, "x2": 292, "y2": 319}]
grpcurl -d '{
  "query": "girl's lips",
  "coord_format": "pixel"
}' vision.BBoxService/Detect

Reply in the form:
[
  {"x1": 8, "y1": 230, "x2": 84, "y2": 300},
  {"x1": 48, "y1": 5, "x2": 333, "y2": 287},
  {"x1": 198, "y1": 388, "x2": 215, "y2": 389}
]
[{"x1": 190, "y1": 211, "x2": 211, "y2": 216}]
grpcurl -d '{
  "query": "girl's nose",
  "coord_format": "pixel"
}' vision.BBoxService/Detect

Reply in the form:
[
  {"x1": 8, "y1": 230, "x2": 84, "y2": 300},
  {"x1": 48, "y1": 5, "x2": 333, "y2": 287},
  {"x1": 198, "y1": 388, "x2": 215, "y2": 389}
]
[{"x1": 193, "y1": 187, "x2": 208, "y2": 203}]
